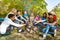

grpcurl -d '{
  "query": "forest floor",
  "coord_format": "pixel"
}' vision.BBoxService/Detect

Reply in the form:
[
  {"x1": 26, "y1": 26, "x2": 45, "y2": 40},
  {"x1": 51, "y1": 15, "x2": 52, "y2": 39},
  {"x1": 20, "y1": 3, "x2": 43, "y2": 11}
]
[{"x1": 0, "y1": 27, "x2": 60, "y2": 40}]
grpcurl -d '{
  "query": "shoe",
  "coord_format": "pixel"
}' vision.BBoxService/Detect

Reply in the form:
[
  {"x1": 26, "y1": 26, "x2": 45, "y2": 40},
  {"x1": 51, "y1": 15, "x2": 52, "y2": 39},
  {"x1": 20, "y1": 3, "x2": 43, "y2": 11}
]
[
  {"x1": 18, "y1": 29, "x2": 22, "y2": 33},
  {"x1": 18, "y1": 29, "x2": 25, "y2": 33}
]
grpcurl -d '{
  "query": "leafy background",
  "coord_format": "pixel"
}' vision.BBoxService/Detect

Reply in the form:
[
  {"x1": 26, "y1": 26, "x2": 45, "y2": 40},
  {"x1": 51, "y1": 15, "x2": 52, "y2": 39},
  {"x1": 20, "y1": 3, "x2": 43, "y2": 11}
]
[{"x1": 0, "y1": 0, "x2": 47, "y2": 17}]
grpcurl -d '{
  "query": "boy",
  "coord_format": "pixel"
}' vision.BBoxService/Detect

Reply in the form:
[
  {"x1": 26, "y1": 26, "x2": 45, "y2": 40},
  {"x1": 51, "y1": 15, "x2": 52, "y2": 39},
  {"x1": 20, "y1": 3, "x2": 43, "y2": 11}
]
[
  {"x1": 5, "y1": 8, "x2": 24, "y2": 32},
  {"x1": 0, "y1": 14, "x2": 25, "y2": 35},
  {"x1": 5, "y1": 8, "x2": 24, "y2": 23},
  {"x1": 16, "y1": 10, "x2": 27, "y2": 32}
]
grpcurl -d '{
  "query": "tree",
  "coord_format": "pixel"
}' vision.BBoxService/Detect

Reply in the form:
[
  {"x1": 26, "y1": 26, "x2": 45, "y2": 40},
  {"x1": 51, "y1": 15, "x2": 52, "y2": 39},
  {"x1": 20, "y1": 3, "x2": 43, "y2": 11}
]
[
  {"x1": 52, "y1": 3, "x2": 60, "y2": 25},
  {"x1": 52, "y1": 3, "x2": 60, "y2": 19},
  {"x1": 0, "y1": 0, "x2": 47, "y2": 17}
]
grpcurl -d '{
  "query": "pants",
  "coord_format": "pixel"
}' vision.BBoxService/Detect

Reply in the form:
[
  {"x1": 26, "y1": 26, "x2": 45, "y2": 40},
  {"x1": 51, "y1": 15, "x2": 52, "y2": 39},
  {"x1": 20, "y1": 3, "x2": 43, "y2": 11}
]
[
  {"x1": 13, "y1": 20, "x2": 24, "y2": 32},
  {"x1": 0, "y1": 26, "x2": 11, "y2": 35},
  {"x1": 33, "y1": 22, "x2": 45, "y2": 30},
  {"x1": 43, "y1": 24, "x2": 56, "y2": 38}
]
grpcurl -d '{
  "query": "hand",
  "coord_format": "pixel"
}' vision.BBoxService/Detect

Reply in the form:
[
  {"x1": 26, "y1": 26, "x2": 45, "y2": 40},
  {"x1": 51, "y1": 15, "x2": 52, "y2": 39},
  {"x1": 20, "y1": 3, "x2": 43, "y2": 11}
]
[
  {"x1": 25, "y1": 20, "x2": 28, "y2": 23},
  {"x1": 43, "y1": 22, "x2": 48, "y2": 24},
  {"x1": 52, "y1": 23, "x2": 55, "y2": 26},
  {"x1": 26, "y1": 20, "x2": 28, "y2": 21},
  {"x1": 52, "y1": 22, "x2": 57, "y2": 26},
  {"x1": 23, "y1": 24, "x2": 26, "y2": 26},
  {"x1": 43, "y1": 22, "x2": 47, "y2": 24}
]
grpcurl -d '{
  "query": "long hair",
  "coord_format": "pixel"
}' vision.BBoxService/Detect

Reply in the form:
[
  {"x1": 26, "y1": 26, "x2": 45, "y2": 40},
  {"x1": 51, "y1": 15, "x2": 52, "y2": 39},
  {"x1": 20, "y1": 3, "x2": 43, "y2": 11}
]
[{"x1": 43, "y1": 12, "x2": 47, "y2": 18}]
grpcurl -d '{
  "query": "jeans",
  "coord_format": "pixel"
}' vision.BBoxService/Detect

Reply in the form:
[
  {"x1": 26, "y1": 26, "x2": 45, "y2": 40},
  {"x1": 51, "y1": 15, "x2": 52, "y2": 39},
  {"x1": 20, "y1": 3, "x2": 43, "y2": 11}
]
[
  {"x1": 33, "y1": 22, "x2": 45, "y2": 31},
  {"x1": 43, "y1": 24, "x2": 56, "y2": 38}
]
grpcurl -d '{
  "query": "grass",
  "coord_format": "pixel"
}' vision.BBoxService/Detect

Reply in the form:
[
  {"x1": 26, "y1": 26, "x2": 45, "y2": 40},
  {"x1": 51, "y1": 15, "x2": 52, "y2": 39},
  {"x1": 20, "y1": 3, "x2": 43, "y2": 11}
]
[{"x1": 0, "y1": 26, "x2": 60, "y2": 40}]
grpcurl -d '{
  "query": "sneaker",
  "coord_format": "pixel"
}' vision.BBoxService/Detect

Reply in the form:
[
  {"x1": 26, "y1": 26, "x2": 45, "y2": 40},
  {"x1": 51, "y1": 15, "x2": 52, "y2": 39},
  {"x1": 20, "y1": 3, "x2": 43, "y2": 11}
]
[
  {"x1": 43, "y1": 34, "x2": 46, "y2": 39},
  {"x1": 18, "y1": 29, "x2": 22, "y2": 33},
  {"x1": 18, "y1": 29, "x2": 24, "y2": 33}
]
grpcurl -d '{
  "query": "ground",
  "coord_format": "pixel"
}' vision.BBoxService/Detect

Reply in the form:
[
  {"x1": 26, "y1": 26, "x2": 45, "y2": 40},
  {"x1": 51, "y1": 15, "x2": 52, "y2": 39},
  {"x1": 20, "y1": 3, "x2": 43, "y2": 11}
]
[{"x1": 0, "y1": 27, "x2": 60, "y2": 40}]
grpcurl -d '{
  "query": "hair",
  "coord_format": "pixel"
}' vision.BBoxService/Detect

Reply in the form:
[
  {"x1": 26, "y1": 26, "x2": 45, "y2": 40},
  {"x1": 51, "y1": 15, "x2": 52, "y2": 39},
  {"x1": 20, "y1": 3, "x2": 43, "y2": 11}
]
[
  {"x1": 43, "y1": 12, "x2": 47, "y2": 18},
  {"x1": 17, "y1": 10, "x2": 20, "y2": 12},
  {"x1": 48, "y1": 12, "x2": 52, "y2": 15},
  {"x1": 11, "y1": 8, "x2": 16, "y2": 12},
  {"x1": 8, "y1": 14, "x2": 15, "y2": 18},
  {"x1": 24, "y1": 10, "x2": 27, "y2": 12}
]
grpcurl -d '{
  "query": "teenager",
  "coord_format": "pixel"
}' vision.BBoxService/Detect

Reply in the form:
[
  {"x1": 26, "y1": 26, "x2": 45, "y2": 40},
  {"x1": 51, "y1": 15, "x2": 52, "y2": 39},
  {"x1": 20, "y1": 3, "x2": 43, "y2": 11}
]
[
  {"x1": 43, "y1": 12, "x2": 57, "y2": 39},
  {"x1": 5, "y1": 8, "x2": 24, "y2": 31},
  {"x1": 16, "y1": 10, "x2": 26, "y2": 24},
  {"x1": 0, "y1": 14, "x2": 25, "y2": 35},
  {"x1": 5, "y1": 8, "x2": 23, "y2": 23},
  {"x1": 42, "y1": 12, "x2": 47, "y2": 20},
  {"x1": 33, "y1": 15, "x2": 46, "y2": 31},
  {"x1": 23, "y1": 11, "x2": 29, "y2": 27},
  {"x1": 27, "y1": 13, "x2": 35, "y2": 33},
  {"x1": 23, "y1": 11, "x2": 29, "y2": 20},
  {"x1": 16, "y1": 10, "x2": 27, "y2": 32},
  {"x1": 30, "y1": 13, "x2": 35, "y2": 24}
]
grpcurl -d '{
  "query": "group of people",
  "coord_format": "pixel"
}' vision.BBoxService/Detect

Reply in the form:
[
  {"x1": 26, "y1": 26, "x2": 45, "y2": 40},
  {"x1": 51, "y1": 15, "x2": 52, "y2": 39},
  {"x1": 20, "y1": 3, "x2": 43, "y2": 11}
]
[{"x1": 0, "y1": 8, "x2": 58, "y2": 39}]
